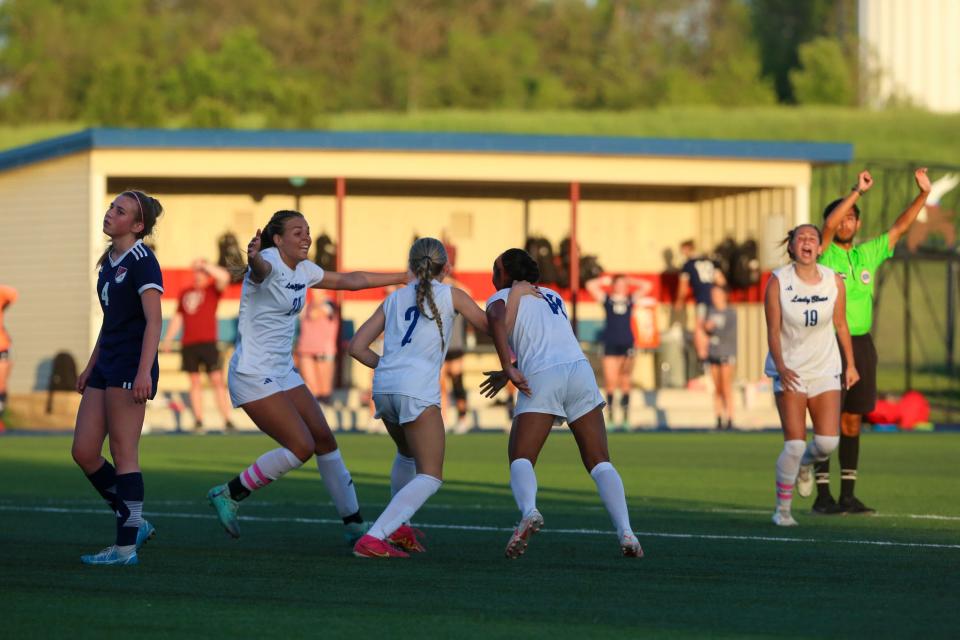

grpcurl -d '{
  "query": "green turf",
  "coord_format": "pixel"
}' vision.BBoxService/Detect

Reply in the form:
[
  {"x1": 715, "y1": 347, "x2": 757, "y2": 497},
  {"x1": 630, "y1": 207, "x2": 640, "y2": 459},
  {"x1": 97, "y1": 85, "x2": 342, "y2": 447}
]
[
  {"x1": 0, "y1": 432, "x2": 957, "y2": 638},
  {"x1": 2, "y1": 107, "x2": 960, "y2": 163}
]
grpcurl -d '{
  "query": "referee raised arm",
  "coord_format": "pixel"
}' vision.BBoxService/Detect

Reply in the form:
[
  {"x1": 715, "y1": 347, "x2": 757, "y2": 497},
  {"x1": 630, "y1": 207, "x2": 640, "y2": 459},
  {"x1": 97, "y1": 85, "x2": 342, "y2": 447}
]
[{"x1": 813, "y1": 168, "x2": 932, "y2": 515}]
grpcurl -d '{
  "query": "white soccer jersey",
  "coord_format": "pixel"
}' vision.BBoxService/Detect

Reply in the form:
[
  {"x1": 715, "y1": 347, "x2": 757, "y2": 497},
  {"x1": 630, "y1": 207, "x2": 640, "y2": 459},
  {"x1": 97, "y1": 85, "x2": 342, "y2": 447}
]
[
  {"x1": 486, "y1": 286, "x2": 586, "y2": 376},
  {"x1": 763, "y1": 263, "x2": 842, "y2": 380},
  {"x1": 233, "y1": 248, "x2": 325, "y2": 377},
  {"x1": 373, "y1": 280, "x2": 455, "y2": 403}
]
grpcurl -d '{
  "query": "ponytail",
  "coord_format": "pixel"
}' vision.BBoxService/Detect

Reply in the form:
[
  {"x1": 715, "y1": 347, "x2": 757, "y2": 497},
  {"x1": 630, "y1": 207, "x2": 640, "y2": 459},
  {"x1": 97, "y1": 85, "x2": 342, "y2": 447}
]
[{"x1": 409, "y1": 238, "x2": 448, "y2": 351}]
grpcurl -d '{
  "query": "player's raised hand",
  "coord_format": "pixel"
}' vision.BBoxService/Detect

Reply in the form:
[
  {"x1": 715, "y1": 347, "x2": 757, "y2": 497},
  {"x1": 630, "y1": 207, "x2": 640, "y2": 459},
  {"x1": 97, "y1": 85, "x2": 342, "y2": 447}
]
[
  {"x1": 248, "y1": 229, "x2": 262, "y2": 261},
  {"x1": 857, "y1": 170, "x2": 874, "y2": 193},
  {"x1": 915, "y1": 167, "x2": 931, "y2": 193}
]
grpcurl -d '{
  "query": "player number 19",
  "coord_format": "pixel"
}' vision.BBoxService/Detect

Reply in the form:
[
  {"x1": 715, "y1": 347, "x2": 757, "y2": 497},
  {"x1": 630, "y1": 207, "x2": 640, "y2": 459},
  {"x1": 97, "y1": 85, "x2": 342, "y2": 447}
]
[{"x1": 803, "y1": 309, "x2": 818, "y2": 327}]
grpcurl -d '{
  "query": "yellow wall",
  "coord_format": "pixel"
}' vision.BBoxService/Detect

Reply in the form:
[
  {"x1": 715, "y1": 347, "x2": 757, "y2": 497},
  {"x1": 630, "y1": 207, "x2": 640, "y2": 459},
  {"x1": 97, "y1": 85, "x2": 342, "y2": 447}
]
[
  {"x1": 92, "y1": 148, "x2": 811, "y2": 189},
  {"x1": 0, "y1": 154, "x2": 93, "y2": 392}
]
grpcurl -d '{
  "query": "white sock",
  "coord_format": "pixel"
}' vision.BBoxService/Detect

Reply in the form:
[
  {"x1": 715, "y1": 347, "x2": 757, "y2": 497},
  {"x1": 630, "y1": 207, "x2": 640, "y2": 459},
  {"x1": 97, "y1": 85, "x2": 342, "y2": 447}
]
[
  {"x1": 239, "y1": 448, "x2": 303, "y2": 491},
  {"x1": 800, "y1": 435, "x2": 839, "y2": 465},
  {"x1": 390, "y1": 453, "x2": 418, "y2": 497},
  {"x1": 315, "y1": 449, "x2": 360, "y2": 518},
  {"x1": 590, "y1": 461, "x2": 632, "y2": 538},
  {"x1": 510, "y1": 458, "x2": 538, "y2": 518},
  {"x1": 367, "y1": 474, "x2": 442, "y2": 540},
  {"x1": 776, "y1": 440, "x2": 806, "y2": 511}
]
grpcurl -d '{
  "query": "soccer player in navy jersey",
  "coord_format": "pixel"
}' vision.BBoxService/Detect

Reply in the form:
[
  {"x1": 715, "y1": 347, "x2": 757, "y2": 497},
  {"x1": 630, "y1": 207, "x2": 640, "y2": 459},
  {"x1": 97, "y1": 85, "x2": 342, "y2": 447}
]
[{"x1": 71, "y1": 190, "x2": 164, "y2": 566}]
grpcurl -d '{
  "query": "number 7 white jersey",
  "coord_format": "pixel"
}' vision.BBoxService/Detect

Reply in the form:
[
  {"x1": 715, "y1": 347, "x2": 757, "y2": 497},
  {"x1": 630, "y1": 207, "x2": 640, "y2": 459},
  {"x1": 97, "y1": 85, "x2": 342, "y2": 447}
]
[
  {"x1": 486, "y1": 286, "x2": 586, "y2": 376},
  {"x1": 373, "y1": 280, "x2": 455, "y2": 404},
  {"x1": 763, "y1": 263, "x2": 841, "y2": 380},
  {"x1": 233, "y1": 247, "x2": 324, "y2": 377}
]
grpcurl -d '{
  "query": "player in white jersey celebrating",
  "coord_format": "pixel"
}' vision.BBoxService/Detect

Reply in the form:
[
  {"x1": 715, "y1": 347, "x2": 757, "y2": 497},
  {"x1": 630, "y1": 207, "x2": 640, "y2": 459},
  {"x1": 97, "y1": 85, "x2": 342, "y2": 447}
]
[
  {"x1": 481, "y1": 249, "x2": 643, "y2": 559},
  {"x1": 347, "y1": 238, "x2": 536, "y2": 558},
  {"x1": 207, "y1": 210, "x2": 408, "y2": 545},
  {"x1": 764, "y1": 224, "x2": 859, "y2": 526}
]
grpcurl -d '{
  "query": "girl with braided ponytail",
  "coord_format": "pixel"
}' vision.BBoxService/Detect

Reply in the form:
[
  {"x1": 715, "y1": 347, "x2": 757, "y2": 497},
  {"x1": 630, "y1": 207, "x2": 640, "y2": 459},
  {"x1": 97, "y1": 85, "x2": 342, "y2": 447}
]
[
  {"x1": 206, "y1": 210, "x2": 409, "y2": 547},
  {"x1": 348, "y1": 238, "x2": 538, "y2": 558}
]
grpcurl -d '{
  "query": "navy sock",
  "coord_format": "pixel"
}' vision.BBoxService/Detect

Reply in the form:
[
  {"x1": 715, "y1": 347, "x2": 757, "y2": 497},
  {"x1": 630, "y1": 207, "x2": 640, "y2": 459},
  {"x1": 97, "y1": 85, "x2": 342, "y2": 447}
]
[
  {"x1": 115, "y1": 472, "x2": 144, "y2": 547},
  {"x1": 227, "y1": 476, "x2": 250, "y2": 502},
  {"x1": 86, "y1": 460, "x2": 120, "y2": 514},
  {"x1": 606, "y1": 393, "x2": 614, "y2": 418}
]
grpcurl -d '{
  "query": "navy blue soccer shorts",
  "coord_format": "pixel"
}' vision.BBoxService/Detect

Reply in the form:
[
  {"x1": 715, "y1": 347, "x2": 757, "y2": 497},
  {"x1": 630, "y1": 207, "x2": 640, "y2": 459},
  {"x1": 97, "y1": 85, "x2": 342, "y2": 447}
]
[{"x1": 88, "y1": 356, "x2": 159, "y2": 399}]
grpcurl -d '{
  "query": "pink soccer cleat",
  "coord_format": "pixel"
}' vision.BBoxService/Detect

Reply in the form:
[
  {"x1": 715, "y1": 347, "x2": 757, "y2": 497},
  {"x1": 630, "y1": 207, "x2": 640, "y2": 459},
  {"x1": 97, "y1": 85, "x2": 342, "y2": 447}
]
[
  {"x1": 388, "y1": 525, "x2": 426, "y2": 553},
  {"x1": 353, "y1": 534, "x2": 410, "y2": 559},
  {"x1": 620, "y1": 532, "x2": 644, "y2": 558},
  {"x1": 504, "y1": 508, "x2": 544, "y2": 559}
]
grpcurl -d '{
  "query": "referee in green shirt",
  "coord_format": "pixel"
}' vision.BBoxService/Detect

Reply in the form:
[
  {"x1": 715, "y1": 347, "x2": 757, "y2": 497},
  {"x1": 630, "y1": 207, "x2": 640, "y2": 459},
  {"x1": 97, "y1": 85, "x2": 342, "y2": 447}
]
[{"x1": 814, "y1": 168, "x2": 931, "y2": 514}]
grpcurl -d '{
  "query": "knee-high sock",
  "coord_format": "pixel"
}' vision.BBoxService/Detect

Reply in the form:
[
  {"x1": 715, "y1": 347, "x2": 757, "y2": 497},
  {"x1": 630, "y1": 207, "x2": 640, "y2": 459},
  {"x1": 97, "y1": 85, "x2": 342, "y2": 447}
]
[
  {"x1": 839, "y1": 434, "x2": 860, "y2": 499},
  {"x1": 814, "y1": 458, "x2": 832, "y2": 499},
  {"x1": 115, "y1": 472, "x2": 144, "y2": 549},
  {"x1": 590, "y1": 461, "x2": 632, "y2": 538},
  {"x1": 85, "y1": 459, "x2": 120, "y2": 514},
  {"x1": 390, "y1": 453, "x2": 418, "y2": 497},
  {"x1": 510, "y1": 458, "x2": 538, "y2": 518},
  {"x1": 776, "y1": 440, "x2": 806, "y2": 512},
  {"x1": 315, "y1": 449, "x2": 361, "y2": 519},
  {"x1": 801, "y1": 435, "x2": 839, "y2": 465},
  {"x1": 368, "y1": 474, "x2": 442, "y2": 540},
  {"x1": 230, "y1": 448, "x2": 303, "y2": 501}
]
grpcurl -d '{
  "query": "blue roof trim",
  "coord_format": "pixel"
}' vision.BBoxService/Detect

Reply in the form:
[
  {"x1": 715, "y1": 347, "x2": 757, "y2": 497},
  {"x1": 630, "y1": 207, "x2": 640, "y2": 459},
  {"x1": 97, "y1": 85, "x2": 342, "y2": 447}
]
[{"x1": 0, "y1": 127, "x2": 853, "y2": 173}]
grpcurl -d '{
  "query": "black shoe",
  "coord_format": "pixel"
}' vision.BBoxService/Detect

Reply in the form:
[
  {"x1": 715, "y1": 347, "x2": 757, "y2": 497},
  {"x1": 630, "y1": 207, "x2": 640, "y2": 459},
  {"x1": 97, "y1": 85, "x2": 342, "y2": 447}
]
[
  {"x1": 811, "y1": 494, "x2": 844, "y2": 515},
  {"x1": 838, "y1": 496, "x2": 876, "y2": 515},
  {"x1": 224, "y1": 420, "x2": 236, "y2": 432}
]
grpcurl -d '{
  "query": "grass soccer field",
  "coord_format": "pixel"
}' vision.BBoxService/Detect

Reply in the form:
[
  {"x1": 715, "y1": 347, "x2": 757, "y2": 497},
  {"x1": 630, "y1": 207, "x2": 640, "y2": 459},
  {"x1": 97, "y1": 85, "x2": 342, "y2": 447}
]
[{"x1": 1, "y1": 432, "x2": 957, "y2": 639}]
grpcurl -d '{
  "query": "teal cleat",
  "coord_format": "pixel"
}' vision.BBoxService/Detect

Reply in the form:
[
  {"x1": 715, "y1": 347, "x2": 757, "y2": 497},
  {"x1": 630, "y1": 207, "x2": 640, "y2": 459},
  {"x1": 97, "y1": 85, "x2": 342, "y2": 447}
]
[
  {"x1": 207, "y1": 484, "x2": 241, "y2": 538},
  {"x1": 81, "y1": 545, "x2": 139, "y2": 566},
  {"x1": 136, "y1": 520, "x2": 156, "y2": 550},
  {"x1": 343, "y1": 521, "x2": 371, "y2": 545}
]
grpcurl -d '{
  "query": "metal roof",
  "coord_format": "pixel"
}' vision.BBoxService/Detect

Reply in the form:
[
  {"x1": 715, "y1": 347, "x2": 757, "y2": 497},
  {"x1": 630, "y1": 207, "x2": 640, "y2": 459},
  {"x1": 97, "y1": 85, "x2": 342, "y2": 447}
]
[{"x1": 0, "y1": 127, "x2": 853, "y2": 174}]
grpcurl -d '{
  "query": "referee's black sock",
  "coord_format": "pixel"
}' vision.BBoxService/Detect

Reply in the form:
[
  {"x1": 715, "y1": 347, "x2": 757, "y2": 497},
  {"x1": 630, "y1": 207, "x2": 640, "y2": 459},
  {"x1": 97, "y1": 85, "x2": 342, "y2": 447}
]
[
  {"x1": 839, "y1": 434, "x2": 860, "y2": 499},
  {"x1": 606, "y1": 393, "x2": 614, "y2": 419},
  {"x1": 814, "y1": 458, "x2": 832, "y2": 499}
]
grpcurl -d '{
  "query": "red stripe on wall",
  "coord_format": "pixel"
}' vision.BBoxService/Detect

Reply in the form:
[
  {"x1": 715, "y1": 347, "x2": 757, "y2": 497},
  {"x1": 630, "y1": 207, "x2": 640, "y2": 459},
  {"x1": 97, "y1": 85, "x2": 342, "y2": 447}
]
[{"x1": 160, "y1": 269, "x2": 771, "y2": 303}]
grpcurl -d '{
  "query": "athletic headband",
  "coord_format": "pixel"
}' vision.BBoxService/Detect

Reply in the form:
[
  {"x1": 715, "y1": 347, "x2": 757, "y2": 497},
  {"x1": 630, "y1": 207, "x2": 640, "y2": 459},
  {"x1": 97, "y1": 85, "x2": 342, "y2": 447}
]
[{"x1": 126, "y1": 191, "x2": 145, "y2": 218}]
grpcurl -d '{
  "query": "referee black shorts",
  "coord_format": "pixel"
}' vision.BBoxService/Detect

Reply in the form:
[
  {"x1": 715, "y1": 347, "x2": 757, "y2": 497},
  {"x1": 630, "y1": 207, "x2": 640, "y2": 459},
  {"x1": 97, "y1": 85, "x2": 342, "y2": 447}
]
[{"x1": 838, "y1": 333, "x2": 878, "y2": 415}]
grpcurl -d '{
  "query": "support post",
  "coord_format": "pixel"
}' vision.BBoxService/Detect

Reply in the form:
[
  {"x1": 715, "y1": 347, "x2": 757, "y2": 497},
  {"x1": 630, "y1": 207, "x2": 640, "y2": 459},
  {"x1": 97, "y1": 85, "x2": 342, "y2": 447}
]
[{"x1": 570, "y1": 182, "x2": 580, "y2": 338}]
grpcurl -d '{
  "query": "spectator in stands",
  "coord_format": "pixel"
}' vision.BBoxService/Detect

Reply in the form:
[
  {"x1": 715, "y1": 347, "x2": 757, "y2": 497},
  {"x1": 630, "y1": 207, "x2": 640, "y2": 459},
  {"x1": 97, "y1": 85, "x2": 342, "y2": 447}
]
[
  {"x1": 161, "y1": 259, "x2": 234, "y2": 431},
  {"x1": 675, "y1": 240, "x2": 726, "y2": 366},
  {"x1": 295, "y1": 288, "x2": 339, "y2": 404},
  {"x1": 0, "y1": 284, "x2": 18, "y2": 432},
  {"x1": 585, "y1": 274, "x2": 652, "y2": 430},
  {"x1": 704, "y1": 285, "x2": 737, "y2": 430}
]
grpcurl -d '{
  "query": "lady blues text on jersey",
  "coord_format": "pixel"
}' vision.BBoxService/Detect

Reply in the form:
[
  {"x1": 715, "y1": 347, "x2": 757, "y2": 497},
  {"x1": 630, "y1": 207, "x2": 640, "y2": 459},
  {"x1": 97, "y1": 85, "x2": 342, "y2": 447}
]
[{"x1": 96, "y1": 240, "x2": 164, "y2": 360}]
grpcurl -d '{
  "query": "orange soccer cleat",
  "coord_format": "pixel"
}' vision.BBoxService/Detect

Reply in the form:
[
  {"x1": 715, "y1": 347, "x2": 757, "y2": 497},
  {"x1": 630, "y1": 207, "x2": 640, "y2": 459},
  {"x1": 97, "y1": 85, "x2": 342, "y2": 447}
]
[
  {"x1": 388, "y1": 524, "x2": 426, "y2": 553},
  {"x1": 353, "y1": 534, "x2": 410, "y2": 559}
]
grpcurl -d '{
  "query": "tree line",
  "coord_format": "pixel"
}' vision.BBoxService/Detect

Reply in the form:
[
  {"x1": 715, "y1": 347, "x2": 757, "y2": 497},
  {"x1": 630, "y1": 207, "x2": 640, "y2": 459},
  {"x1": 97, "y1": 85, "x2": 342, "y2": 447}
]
[{"x1": 0, "y1": 0, "x2": 858, "y2": 127}]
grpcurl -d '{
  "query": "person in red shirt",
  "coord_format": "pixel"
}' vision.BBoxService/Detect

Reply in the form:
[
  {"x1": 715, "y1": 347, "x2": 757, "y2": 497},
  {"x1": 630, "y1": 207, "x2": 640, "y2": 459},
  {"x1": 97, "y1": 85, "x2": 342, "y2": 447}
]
[
  {"x1": 0, "y1": 284, "x2": 18, "y2": 432},
  {"x1": 161, "y1": 260, "x2": 233, "y2": 430}
]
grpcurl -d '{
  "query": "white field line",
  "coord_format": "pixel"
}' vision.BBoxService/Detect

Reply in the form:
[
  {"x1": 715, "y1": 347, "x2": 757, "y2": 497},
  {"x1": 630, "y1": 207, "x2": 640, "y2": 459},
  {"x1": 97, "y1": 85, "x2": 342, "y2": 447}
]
[
  {"x1": 0, "y1": 504, "x2": 957, "y2": 551},
  {"x1": 6, "y1": 498, "x2": 960, "y2": 522}
]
